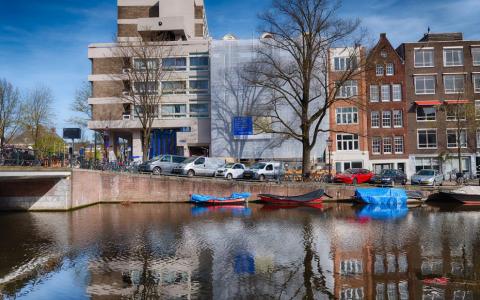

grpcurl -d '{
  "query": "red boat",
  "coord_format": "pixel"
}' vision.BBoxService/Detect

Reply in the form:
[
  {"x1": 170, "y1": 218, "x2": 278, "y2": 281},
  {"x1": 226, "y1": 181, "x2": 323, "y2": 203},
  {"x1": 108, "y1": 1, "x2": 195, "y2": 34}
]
[{"x1": 258, "y1": 189, "x2": 330, "y2": 205}]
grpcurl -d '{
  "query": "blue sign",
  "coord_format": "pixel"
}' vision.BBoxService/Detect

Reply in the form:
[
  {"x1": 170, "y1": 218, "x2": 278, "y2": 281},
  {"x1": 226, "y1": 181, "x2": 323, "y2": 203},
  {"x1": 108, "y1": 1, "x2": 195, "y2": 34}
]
[{"x1": 232, "y1": 116, "x2": 253, "y2": 136}]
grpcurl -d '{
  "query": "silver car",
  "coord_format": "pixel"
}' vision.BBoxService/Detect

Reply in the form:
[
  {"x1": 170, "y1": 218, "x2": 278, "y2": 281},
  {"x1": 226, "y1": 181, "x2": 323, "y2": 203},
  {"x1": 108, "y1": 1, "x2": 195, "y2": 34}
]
[
  {"x1": 411, "y1": 169, "x2": 444, "y2": 186},
  {"x1": 138, "y1": 155, "x2": 186, "y2": 175}
]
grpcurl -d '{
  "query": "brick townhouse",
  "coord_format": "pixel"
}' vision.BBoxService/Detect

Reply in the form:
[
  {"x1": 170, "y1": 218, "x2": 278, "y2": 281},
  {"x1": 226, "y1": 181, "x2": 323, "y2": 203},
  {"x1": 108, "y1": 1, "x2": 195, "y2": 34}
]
[
  {"x1": 397, "y1": 32, "x2": 480, "y2": 177},
  {"x1": 328, "y1": 47, "x2": 369, "y2": 173},
  {"x1": 366, "y1": 33, "x2": 409, "y2": 174},
  {"x1": 88, "y1": 0, "x2": 211, "y2": 161}
]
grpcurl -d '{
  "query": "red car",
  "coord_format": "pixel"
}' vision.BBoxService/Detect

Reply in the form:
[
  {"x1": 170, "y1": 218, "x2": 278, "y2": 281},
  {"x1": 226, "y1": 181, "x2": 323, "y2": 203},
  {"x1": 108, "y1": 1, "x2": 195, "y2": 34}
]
[{"x1": 333, "y1": 168, "x2": 373, "y2": 185}]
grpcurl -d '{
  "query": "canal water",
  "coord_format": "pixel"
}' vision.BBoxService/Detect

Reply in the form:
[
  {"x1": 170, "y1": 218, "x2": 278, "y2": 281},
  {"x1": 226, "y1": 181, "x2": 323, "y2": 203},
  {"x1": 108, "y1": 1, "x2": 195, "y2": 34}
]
[{"x1": 0, "y1": 203, "x2": 479, "y2": 299}]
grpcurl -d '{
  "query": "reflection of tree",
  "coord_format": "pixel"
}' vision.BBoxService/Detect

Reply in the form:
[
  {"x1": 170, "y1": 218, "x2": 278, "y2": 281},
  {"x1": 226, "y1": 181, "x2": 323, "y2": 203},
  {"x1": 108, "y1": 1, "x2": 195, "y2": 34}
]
[{"x1": 131, "y1": 233, "x2": 159, "y2": 299}]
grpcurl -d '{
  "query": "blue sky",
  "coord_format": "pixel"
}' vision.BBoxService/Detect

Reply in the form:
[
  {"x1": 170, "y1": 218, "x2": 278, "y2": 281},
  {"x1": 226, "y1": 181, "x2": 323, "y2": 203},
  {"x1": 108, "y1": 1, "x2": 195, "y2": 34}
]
[{"x1": 1, "y1": 0, "x2": 479, "y2": 133}]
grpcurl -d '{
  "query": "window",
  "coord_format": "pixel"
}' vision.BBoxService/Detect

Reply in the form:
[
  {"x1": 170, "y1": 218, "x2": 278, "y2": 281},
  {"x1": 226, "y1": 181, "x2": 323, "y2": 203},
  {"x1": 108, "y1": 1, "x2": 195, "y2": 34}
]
[
  {"x1": 372, "y1": 137, "x2": 381, "y2": 154},
  {"x1": 380, "y1": 51, "x2": 388, "y2": 58},
  {"x1": 392, "y1": 84, "x2": 402, "y2": 101},
  {"x1": 133, "y1": 81, "x2": 158, "y2": 94},
  {"x1": 476, "y1": 100, "x2": 480, "y2": 120},
  {"x1": 189, "y1": 103, "x2": 209, "y2": 118},
  {"x1": 415, "y1": 76, "x2": 436, "y2": 94},
  {"x1": 393, "y1": 110, "x2": 403, "y2": 127},
  {"x1": 337, "y1": 80, "x2": 358, "y2": 98},
  {"x1": 416, "y1": 106, "x2": 436, "y2": 121},
  {"x1": 447, "y1": 129, "x2": 467, "y2": 148},
  {"x1": 336, "y1": 134, "x2": 359, "y2": 151},
  {"x1": 418, "y1": 129, "x2": 437, "y2": 149},
  {"x1": 376, "y1": 64, "x2": 384, "y2": 76},
  {"x1": 383, "y1": 137, "x2": 392, "y2": 154},
  {"x1": 162, "y1": 57, "x2": 187, "y2": 71},
  {"x1": 473, "y1": 74, "x2": 480, "y2": 93},
  {"x1": 161, "y1": 104, "x2": 187, "y2": 118},
  {"x1": 334, "y1": 57, "x2": 357, "y2": 71},
  {"x1": 386, "y1": 63, "x2": 394, "y2": 76},
  {"x1": 444, "y1": 75, "x2": 464, "y2": 93},
  {"x1": 394, "y1": 136, "x2": 404, "y2": 153},
  {"x1": 414, "y1": 49, "x2": 434, "y2": 67},
  {"x1": 415, "y1": 157, "x2": 440, "y2": 172},
  {"x1": 189, "y1": 80, "x2": 209, "y2": 94},
  {"x1": 336, "y1": 107, "x2": 358, "y2": 124},
  {"x1": 190, "y1": 56, "x2": 209, "y2": 70},
  {"x1": 473, "y1": 48, "x2": 480, "y2": 66},
  {"x1": 371, "y1": 111, "x2": 380, "y2": 128},
  {"x1": 382, "y1": 111, "x2": 391, "y2": 128},
  {"x1": 381, "y1": 85, "x2": 391, "y2": 101},
  {"x1": 443, "y1": 48, "x2": 464, "y2": 67},
  {"x1": 477, "y1": 129, "x2": 480, "y2": 148},
  {"x1": 162, "y1": 81, "x2": 186, "y2": 94},
  {"x1": 134, "y1": 58, "x2": 159, "y2": 70},
  {"x1": 134, "y1": 105, "x2": 158, "y2": 118},
  {"x1": 370, "y1": 85, "x2": 379, "y2": 102},
  {"x1": 446, "y1": 105, "x2": 466, "y2": 121}
]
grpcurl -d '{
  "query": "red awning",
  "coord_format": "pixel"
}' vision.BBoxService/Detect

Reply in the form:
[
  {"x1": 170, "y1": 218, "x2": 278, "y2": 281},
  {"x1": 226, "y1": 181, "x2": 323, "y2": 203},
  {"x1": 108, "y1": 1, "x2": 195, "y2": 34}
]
[
  {"x1": 415, "y1": 100, "x2": 442, "y2": 106},
  {"x1": 444, "y1": 100, "x2": 470, "y2": 104}
]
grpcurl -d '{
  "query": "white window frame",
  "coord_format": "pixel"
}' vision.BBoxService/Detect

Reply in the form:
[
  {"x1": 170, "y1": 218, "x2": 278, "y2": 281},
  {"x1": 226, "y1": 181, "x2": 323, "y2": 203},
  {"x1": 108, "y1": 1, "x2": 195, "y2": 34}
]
[
  {"x1": 417, "y1": 129, "x2": 438, "y2": 149},
  {"x1": 386, "y1": 63, "x2": 394, "y2": 76},
  {"x1": 161, "y1": 57, "x2": 187, "y2": 71},
  {"x1": 133, "y1": 81, "x2": 159, "y2": 95},
  {"x1": 372, "y1": 137, "x2": 381, "y2": 154},
  {"x1": 477, "y1": 129, "x2": 480, "y2": 148},
  {"x1": 336, "y1": 134, "x2": 359, "y2": 151},
  {"x1": 161, "y1": 81, "x2": 187, "y2": 95},
  {"x1": 472, "y1": 48, "x2": 480, "y2": 66},
  {"x1": 370, "y1": 85, "x2": 379, "y2": 102},
  {"x1": 394, "y1": 136, "x2": 404, "y2": 154},
  {"x1": 414, "y1": 75, "x2": 436, "y2": 95},
  {"x1": 392, "y1": 84, "x2": 402, "y2": 101},
  {"x1": 416, "y1": 106, "x2": 436, "y2": 122},
  {"x1": 333, "y1": 56, "x2": 356, "y2": 71},
  {"x1": 161, "y1": 103, "x2": 187, "y2": 119},
  {"x1": 446, "y1": 105, "x2": 467, "y2": 121},
  {"x1": 336, "y1": 80, "x2": 358, "y2": 98},
  {"x1": 443, "y1": 74, "x2": 465, "y2": 94},
  {"x1": 381, "y1": 85, "x2": 391, "y2": 102},
  {"x1": 473, "y1": 74, "x2": 480, "y2": 94},
  {"x1": 446, "y1": 129, "x2": 467, "y2": 149},
  {"x1": 382, "y1": 111, "x2": 391, "y2": 128},
  {"x1": 393, "y1": 110, "x2": 403, "y2": 128},
  {"x1": 443, "y1": 48, "x2": 464, "y2": 67},
  {"x1": 475, "y1": 100, "x2": 480, "y2": 120},
  {"x1": 371, "y1": 111, "x2": 380, "y2": 128},
  {"x1": 336, "y1": 107, "x2": 358, "y2": 125},
  {"x1": 383, "y1": 137, "x2": 392, "y2": 154},
  {"x1": 189, "y1": 102, "x2": 210, "y2": 118},
  {"x1": 376, "y1": 64, "x2": 384, "y2": 76},
  {"x1": 414, "y1": 49, "x2": 434, "y2": 68}
]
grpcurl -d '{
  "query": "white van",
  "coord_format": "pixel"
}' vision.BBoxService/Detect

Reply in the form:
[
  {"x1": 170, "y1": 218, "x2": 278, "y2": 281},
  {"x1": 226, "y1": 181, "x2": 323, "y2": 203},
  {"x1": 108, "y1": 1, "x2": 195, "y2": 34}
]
[
  {"x1": 242, "y1": 161, "x2": 285, "y2": 181},
  {"x1": 172, "y1": 156, "x2": 226, "y2": 177}
]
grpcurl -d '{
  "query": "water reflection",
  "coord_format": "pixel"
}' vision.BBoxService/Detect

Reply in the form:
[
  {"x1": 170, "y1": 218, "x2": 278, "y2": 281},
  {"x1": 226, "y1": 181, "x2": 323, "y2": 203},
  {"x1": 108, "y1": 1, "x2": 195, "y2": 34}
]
[
  {"x1": 0, "y1": 203, "x2": 479, "y2": 299},
  {"x1": 355, "y1": 204, "x2": 409, "y2": 220}
]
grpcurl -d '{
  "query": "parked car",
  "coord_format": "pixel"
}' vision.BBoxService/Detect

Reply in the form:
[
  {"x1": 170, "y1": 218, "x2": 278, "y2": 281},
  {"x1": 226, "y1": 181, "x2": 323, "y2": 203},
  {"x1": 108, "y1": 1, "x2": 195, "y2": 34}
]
[
  {"x1": 215, "y1": 163, "x2": 246, "y2": 179},
  {"x1": 370, "y1": 169, "x2": 407, "y2": 186},
  {"x1": 333, "y1": 168, "x2": 373, "y2": 185},
  {"x1": 138, "y1": 155, "x2": 186, "y2": 175},
  {"x1": 242, "y1": 161, "x2": 285, "y2": 181},
  {"x1": 172, "y1": 156, "x2": 226, "y2": 177},
  {"x1": 411, "y1": 169, "x2": 444, "y2": 186}
]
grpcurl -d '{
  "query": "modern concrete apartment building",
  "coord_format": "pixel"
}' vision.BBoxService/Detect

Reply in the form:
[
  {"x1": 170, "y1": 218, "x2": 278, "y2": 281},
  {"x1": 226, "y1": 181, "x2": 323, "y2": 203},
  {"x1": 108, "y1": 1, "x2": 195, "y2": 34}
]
[
  {"x1": 397, "y1": 33, "x2": 480, "y2": 177},
  {"x1": 366, "y1": 33, "x2": 409, "y2": 174},
  {"x1": 210, "y1": 36, "x2": 328, "y2": 162},
  {"x1": 329, "y1": 47, "x2": 369, "y2": 173},
  {"x1": 88, "y1": 0, "x2": 211, "y2": 160}
]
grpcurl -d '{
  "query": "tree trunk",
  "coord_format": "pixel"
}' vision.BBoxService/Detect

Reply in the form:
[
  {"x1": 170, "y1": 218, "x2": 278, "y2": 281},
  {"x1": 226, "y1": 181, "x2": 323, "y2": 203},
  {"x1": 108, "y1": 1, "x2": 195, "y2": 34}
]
[
  {"x1": 142, "y1": 128, "x2": 150, "y2": 163},
  {"x1": 302, "y1": 143, "x2": 312, "y2": 180}
]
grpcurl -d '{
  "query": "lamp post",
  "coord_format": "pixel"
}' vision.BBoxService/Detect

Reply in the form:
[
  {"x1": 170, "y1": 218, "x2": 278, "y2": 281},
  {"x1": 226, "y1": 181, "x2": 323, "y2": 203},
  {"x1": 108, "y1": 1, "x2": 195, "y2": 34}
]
[{"x1": 327, "y1": 137, "x2": 333, "y2": 179}]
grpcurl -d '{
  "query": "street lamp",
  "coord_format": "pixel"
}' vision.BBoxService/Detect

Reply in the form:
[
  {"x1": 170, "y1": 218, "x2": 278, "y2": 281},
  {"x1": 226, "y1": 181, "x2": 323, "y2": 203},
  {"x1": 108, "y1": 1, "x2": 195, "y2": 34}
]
[{"x1": 326, "y1": 137, "x2": 333, "y2": 179}]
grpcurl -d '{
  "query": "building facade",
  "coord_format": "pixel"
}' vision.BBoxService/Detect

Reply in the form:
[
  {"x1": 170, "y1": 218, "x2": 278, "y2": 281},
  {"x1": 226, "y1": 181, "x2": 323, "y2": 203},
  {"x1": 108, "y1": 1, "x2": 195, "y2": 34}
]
[
  {"x1": 329, "y1": 47, "x2": 369, "y2": 173},
  {"x1": 88, "y1": 0, "x2": 211, "y2": 161},
  {"x1": 210, "y1": 36, "x2": 328, "y2": 162},
  {"x1": 397, "y1": 33, "x2": 480, "y2": 177},
  {"x1": 365, "y1": 33, "x2": 409, "y2": 174}
]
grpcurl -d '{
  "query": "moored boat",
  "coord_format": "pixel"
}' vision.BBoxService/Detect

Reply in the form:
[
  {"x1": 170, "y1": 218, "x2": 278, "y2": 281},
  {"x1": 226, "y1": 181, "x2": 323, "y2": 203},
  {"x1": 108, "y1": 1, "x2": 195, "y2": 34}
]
[
  {"x1": 258, "y1": 189, "x2": 329, "y2": 205},
  {"x1": 432, "y1": 186, "x2": 480, "y2": 205},
  {"x1": 355, "y1": 188, "x2": 407, "y2": 205},
  {"x1": 190, "y1": 192, "x2": 251, "y2": 205}
]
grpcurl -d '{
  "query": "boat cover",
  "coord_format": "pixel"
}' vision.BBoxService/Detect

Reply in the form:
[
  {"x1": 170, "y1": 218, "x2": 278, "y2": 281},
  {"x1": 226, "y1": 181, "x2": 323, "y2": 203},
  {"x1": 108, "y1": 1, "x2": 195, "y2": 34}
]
[
  {"x1": 356, "y1": 204, "x2": 408, "y2": 220},
  {"x1": 258, "y1": 189, "x2": 329, "y2": 202},
  {"x1": 355, "y1": 188, "x2": 407, "y2": 205},
  {"x1": 191, "y1": 192, "x2": 251, "y2": 203}
]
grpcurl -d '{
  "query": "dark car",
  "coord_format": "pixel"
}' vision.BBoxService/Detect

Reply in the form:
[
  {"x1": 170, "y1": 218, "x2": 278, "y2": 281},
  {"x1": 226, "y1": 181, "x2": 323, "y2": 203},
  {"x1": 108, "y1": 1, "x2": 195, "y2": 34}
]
[{"x1": 370, "y1": 169, "x2": 407, "y2": 186}]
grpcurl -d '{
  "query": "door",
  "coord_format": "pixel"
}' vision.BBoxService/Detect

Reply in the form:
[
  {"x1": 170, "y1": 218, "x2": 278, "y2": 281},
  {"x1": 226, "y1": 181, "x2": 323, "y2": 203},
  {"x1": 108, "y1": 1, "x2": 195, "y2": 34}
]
[
  {"x1": 233, "y1": 164, "x2": 244, "y2": 178},
  {"x1": 159, "y1": 155, "x2": 172, "y2": 172},
  {"x1": 265, "y1": 164, "x2": 274, "y2": 178},
  {"x1": 194, "y1": 157, "x2": 206, "y2": 175}
]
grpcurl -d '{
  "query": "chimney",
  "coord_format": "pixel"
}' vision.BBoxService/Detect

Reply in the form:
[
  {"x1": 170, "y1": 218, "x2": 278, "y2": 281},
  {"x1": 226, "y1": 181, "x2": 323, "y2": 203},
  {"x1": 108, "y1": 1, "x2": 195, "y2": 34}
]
[{"x1": 380, "y1": 33, "x2": 387, "y2": 39}]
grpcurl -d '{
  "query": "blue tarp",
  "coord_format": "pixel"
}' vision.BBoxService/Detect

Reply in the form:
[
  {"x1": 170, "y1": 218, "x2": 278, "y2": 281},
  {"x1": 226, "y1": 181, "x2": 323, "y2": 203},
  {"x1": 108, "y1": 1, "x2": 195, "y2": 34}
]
[
  {"x1": 191, "y1": 206, "x2": 252, "y2": 217},
  {"x1": 191, "y1": 192, "x2": 251, "y2": 203},
  {"x1": 357, "y1": 204, "x2": 408, "y2": 220},
  {"x1": 355, "y1": 188, "x2": 407, "y2": 205}
]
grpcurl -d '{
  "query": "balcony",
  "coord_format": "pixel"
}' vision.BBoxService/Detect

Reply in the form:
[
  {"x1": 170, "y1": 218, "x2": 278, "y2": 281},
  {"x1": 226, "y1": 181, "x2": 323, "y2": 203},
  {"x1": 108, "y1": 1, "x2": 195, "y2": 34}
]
[{"x1": 137, "y1": 17, "x2": 186, "y2": 35}]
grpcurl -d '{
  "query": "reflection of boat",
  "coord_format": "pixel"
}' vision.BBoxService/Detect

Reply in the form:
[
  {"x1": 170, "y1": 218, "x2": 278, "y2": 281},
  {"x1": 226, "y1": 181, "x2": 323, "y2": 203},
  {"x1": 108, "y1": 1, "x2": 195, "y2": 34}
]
[
  {"x1": 261, "y1": 203, "x2": 324, "y2": 210},
  {"x1": 191, "y1": 205, "x2": 252, "y2": 217},
  {"x1": 258, "y1": 189, "x2": 329, "y2": 205},
  {"x1": 430, "y1": 186, "x2": 480, "y2": 205},
  {"x1": 355, "y1": 204, "x2": 408, "y2": 220},
  {"x1": 190, "y1": 192, "x2": 250, "y2": 205},
  {"x1": 355, "y1": 188, "x2": 407, "y2": 205}
]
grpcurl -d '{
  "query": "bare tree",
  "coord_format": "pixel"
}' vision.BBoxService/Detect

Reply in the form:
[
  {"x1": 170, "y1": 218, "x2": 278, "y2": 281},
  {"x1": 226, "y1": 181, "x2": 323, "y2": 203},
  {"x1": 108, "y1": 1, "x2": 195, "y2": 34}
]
[
  {"x1": 248, "y1": 0, "x2": 365, "y2": 178},
  {"x1": 113, "y1": 34, "x2": 171, "y2": 162},
  {"x1": 22, "y1": 85, "x2": 54, "y2": 150},
  {"x1": 70, "y1": 81, "x2": 92, "y2": 129},
  {"x1": 0, "y1": 79, "x2": 22, "y2": 151}
]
